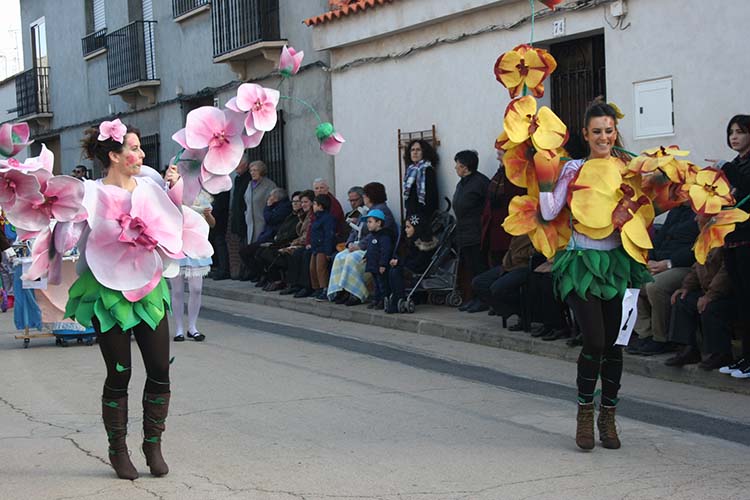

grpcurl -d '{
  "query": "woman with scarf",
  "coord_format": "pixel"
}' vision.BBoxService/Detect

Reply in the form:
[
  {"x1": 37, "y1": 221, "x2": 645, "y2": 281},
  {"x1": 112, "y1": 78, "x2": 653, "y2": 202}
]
[{"x1": 403, "y1": 139, "x2": 439, "y2": 228}]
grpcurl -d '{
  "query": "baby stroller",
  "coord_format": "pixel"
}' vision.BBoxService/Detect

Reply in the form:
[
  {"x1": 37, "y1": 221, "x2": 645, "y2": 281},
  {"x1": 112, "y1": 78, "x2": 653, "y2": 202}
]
[{"x1": 396, "y1": 205, "x2": 462, "y2": 313}]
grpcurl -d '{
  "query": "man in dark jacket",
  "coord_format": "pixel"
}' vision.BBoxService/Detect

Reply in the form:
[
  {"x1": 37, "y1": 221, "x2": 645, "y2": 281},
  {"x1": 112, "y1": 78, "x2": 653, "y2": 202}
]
[
  {"x1": 230, "y1": 157, "x2": 252, "y2": 279},
  {"x1": 208, "y1": 190, "x2": 230, "y2": 280},
  {"x1": 452, "y1": 150, "x2": 490, "y2": 312},
  {"x1": 629, "y1": 202, "x2": 700, "y2": 355}
]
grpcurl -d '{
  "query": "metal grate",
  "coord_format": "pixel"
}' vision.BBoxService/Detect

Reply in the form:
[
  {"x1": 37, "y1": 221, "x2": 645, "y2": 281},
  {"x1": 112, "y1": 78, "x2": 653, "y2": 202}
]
[
  {"x1": 246, "y1": 111, "x2": 286, "y2": 188},
  {"x1": 15, "y1": 66, "x2": 51, "y2": 117},
  {"x1": 141, "y1": 133, "x2": 161, "y2": 172},
  {"x1": 173, "y1": 0, "x2": 210, "y2": 18},
  {"x1": 82, "y1": 28, "x2": 107, "y2": 57},
  {"x1": 105, "y1": 21, "x2": 157, "y2": 91},
  {"x1": 211, "y1": 0, "x2": 280, "y2": 58}
]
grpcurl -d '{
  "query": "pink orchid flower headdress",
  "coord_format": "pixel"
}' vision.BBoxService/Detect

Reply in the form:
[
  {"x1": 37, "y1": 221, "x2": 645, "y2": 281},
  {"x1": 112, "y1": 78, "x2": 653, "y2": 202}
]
[{"x1": 98, "y1": 118, "x2": 127, "y2": 143}]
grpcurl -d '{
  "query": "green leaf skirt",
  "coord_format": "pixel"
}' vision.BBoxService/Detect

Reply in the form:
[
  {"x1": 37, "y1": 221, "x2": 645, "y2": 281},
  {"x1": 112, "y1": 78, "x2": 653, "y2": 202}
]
[
  {"x1": 64, "y1": 270, "x2": 171, "y2": 333},
  {"x1": 551, "y1": 246, "x2": 653, "y2": 301}
]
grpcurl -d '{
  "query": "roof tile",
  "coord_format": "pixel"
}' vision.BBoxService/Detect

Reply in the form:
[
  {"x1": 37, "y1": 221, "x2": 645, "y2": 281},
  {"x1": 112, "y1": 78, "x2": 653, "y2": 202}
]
[{"x1": 304, "y1": 0, "x2": 396, "y2": 27}]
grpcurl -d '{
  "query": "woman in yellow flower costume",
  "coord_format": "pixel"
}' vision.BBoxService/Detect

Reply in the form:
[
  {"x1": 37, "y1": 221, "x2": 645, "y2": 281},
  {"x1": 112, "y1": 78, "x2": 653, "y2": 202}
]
[{"x1": 538, "y1": 100, "x2": 653, "y2": 450}]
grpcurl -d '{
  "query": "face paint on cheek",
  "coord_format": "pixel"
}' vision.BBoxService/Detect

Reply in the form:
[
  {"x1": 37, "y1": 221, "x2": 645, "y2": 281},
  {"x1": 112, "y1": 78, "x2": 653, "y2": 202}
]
[{"x1": 125, "y1": 153, "x2": 138, "y2": 166}]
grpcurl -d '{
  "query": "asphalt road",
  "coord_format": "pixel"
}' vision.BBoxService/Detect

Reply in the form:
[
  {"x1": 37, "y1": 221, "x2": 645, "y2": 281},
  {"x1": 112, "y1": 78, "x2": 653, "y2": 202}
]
[{"x1": 1, "y1": 295, "x2": 748, "y2": 500}]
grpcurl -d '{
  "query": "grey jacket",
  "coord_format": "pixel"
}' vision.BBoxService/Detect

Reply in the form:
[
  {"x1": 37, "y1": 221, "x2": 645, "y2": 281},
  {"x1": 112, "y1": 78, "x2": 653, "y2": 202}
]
[{"x1": 244, "y1": 176, "x2": 277, "y2": 243}]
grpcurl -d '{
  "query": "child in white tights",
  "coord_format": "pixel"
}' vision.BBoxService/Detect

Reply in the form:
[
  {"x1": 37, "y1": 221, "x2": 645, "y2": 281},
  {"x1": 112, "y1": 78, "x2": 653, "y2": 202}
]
[{"x1": 171, "y1": 190, "x2": 215, "y2": 342}]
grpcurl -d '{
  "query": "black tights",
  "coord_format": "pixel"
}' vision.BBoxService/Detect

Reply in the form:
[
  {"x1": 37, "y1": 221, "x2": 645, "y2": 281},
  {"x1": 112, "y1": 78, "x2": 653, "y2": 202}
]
[
  {"x1": 95, "y1": 316, "x2": 171, "y2": 399},
  {"x1": 567, "y1": 293, "x2": 623, "y2": 406}
]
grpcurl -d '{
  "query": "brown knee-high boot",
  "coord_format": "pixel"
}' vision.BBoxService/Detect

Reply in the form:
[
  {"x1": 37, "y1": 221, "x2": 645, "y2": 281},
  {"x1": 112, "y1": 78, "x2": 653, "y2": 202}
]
[
  {"x1": 102, "y1": 396, "x2": 139, "y2": 480},
  {"x1": 597, "y1": 405, "x2": 621, "y2": 449},
  {"x1": 142, "y1": 392, "x2": 170, "y2": 476},
  {"x1": 575, "y1": 402, "x2": 595, "y2": 450}
]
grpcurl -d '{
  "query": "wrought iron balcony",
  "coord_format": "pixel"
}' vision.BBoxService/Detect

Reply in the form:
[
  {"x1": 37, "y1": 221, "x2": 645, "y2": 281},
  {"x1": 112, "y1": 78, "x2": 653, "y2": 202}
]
[
  {"x1": 82, "y1": 28, "x2": 107, "y2": 59},
  {"x1": 173, "y1": 0, "x2": 210, "y2": 20},
  {"x1": 106, "y1": 21, "x2": 159, "y2": 104},
  {"x1": 15, "y1": 66, "x2": 52, "y2": 119},
  {"x1": 211, "y1": 0, "x2": 285, "y2": 80}
]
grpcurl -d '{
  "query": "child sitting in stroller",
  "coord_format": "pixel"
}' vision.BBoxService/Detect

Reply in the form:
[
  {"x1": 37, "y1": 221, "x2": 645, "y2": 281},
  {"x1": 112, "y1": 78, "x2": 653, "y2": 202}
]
[{"x1": 385, "y1": 213, "x2": 439, "y2": 313}]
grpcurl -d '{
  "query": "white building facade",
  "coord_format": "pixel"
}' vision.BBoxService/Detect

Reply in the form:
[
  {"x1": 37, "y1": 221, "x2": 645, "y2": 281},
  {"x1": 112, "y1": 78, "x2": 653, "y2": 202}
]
[{"x1": 306, "y1": 0, "x2": 749, "y2": 216}]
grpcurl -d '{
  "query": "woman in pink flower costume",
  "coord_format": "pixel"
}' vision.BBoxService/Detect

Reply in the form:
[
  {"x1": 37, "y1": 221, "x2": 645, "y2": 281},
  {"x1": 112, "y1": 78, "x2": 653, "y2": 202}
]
[{"x1": 62, "y1": 120, "x2": 210, "y2": 480}]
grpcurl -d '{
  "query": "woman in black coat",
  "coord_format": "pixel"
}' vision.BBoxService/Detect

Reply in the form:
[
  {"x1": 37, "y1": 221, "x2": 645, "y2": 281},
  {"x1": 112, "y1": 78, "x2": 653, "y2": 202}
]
[
  {"x1": 719, "y1": 114, "x2": 750, "y2": 377},
  {"x1": 402, "y1": 139, "x2": 439, "y2": 227}
]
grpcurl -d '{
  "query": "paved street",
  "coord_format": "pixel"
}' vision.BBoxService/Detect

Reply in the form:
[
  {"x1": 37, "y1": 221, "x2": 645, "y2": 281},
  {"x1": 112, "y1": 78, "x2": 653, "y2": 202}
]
[{"x1": 2, "y1": 295, "x2": 749, "y2": 500}]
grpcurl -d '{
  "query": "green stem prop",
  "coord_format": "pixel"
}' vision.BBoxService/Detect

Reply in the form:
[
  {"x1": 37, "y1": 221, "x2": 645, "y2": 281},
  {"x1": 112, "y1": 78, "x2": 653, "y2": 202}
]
[{"x1": 279, "y1": 95, "x2": 322, "y2": 124}]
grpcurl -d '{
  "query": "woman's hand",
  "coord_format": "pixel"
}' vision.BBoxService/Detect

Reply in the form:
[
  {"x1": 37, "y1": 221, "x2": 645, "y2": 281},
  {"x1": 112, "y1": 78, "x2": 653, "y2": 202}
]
[
  {"x1": 348, "y1": 243, "x2": 359, "y2": 252},
  {"x1": 165, "y1": 165, "x2": 180, "y2": 188},
  {"x1": 389, "y1": 258, "x2": 398, "y2": 267},
  {"x1": 379, "y1": 266, "x2": 386, "y2": 274},
  {"x1": 203, "y1": 207, "x2": 216, "y2": 228}
]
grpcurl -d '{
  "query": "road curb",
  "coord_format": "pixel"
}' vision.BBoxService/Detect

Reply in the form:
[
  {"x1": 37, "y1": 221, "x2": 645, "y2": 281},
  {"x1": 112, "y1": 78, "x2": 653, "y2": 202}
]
[{"x1": 202, "y1": 281, "x2": 750, "y2": 396}]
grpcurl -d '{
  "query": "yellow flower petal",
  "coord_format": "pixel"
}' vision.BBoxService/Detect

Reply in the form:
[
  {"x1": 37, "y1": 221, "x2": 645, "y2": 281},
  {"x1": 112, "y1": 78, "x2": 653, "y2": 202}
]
[
  {"x1": 504, "y1": 96, "x2": 537, "y2": 144},
  {"x1": 531, "y1": 106, "x2": 567, "y2": 150},
  {"x1": 621, "y1": 229, "x2": 649, "y2": 265},
  {"x1": 569, "y1": 159, "x2": 622, "y2": 229},
  {"x1": 574, "y1": 222, "x2": 615, "y2": 240}
]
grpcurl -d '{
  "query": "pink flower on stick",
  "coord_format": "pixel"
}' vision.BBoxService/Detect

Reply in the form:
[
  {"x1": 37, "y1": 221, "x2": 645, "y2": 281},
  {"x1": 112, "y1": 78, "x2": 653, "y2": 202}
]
[
  {"x1": 0, "y1": 122, "x2": 32, "y2": 158},
  {"x1": 315, "y1": 122, "x2": 345, "y2": 156},
  {"x1": 279, "y1": 45, "x2": 304, "y2": 77},
  {"x1": 235, "y1": 83, "x2": 280, "y2": 133},
  {"x1": 0, "y1": 169, "x2": 44, "y2": 211},
  {"x1": 184, "y1": 107, "x2": 246, "y2": 177}
]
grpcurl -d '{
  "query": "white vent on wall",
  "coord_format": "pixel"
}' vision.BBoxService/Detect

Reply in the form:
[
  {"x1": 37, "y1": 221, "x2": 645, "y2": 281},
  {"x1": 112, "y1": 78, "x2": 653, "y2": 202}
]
[{"x1": 633, "y1": 77, "x2": 674, "y2": 139}]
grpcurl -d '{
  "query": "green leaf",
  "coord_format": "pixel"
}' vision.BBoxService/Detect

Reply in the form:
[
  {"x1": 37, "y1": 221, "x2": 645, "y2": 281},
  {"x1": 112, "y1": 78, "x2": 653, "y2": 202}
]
[{"x1": 115, "y1": 362, "x2": 130, "y2": 373}]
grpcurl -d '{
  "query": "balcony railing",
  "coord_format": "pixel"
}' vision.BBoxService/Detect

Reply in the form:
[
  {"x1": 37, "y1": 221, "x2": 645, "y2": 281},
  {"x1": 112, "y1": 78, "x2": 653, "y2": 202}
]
[
  {"x1": 106, "y1": 20, "x2": 158, "y2": 92},
  {"x1": 82, "y1": 28, "x2": 107, "y2": 57},
  {"x1": 15, "y1": 66, "x2": 51, "y2": 118},
  {"x1": 211, "y1": 0, "x2": 280, "y2": 58},
  {"x1": 173, "y1": 0, "x2": 210, "y2": 19}
]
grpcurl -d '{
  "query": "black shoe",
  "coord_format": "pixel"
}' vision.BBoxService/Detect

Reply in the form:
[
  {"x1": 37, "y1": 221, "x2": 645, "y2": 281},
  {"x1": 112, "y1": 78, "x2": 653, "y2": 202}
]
[
  {"x1": 187, "y1": 331, "x2": 205, "y2": 342},
  {"x1": 566, "y1": 333, "x2": 583, "y2": 347},
  {"x1": 255, "y1": 277, "x2": 269, "y2": 288},
  {"x1": 279, "y1": 286, "x2": 300, "y2": 296},
  {"x1": 625, "y1": 337, "x2": 647, "y2": 355},
  {"x1": 293, "y1": 287, "x2": 314, "y2": 298},
  {"x1": 466, "y1": 302, "x2": 489, "y2": 313},
  {"x1": 334, "y1": 292, "x2": 350, "y2": 304},
  {"x1": 173, "y1": 335, "x2": 185, "y2": 342},
  {"x1": 345, "y1": 296, "x2": 362, "y2": 307},
  {"x1": 664, "y1": 346, "x2": 701, "y2": 367},
  {"x1": 542, "y1": 328, "x2": 571, "y2": 341},
  {"x1": 508, "y1": 322, "x2": 525, "y2": 332},
  {"x1": 637, "y1": 338, "x2": 669, "y2": 356},
  {"x1": 531, "y1": 327, "x2": 552, "y2": 338},
  {"x1": 699, "y1": 352, "x2": 734, "y2": 371},
  {"x1": 458, "y1": 298, "x2": 477, "y2": 312}
]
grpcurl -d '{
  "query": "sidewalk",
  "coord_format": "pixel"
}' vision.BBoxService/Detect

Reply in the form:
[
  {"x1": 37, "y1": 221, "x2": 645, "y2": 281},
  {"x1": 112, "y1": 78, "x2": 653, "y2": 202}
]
[{"x1": 202, "y1": 279, "x2": 750, "y2": 396}]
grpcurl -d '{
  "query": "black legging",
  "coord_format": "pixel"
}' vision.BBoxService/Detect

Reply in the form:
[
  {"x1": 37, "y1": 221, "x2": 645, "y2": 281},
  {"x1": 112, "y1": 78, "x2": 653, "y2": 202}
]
[
  {"x1": 567, "y1": 293, "x2": 623, "y2": 406},
  {"x1": 95, "y1": 316, "x2": 171, "y2": 399}
]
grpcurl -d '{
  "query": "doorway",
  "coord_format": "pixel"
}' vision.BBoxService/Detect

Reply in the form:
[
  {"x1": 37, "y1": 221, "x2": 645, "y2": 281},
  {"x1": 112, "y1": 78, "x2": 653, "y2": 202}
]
[{"x1": 550, "y1": 34, "x2": 605, "y2": 159}]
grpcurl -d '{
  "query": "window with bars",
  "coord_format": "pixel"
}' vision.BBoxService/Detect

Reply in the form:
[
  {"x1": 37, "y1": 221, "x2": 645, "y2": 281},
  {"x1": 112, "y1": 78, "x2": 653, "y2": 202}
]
[
  {"x1": 141, "y1": 133, "x2": 161, "y2": 172},
  {"x1": 246, "y1": 111, "x2": 286, "y2": 189}
]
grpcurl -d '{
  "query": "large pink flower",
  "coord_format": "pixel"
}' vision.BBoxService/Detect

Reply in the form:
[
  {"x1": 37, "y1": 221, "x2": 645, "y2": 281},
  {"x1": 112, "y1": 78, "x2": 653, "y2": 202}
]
[
  {"x1": 234, "y1": 83, "x2": 280, "y2": 132},
  {"x1": 4, "y1": 175, "x2": 86, "y2": 233},
  {"x1": 85, "y1": 179, "x2": 183, "y2": 299},
  {"x1": 0, "y1": 169, "x2": 44, "y2": 210},
  {"x1": 181, "y1": 207, "x2": 213, "y2": 259},
  {"x1": 279, "y1": 45, "x2": 304, "y2": 77},
  {"x1": 172, "y1": 127, "x2": 239, "y2": 198},
  {"x1": 184, "y1": 107, "x2": 246, "y2": 176},
  {"x1": 0, "y1": 122, "x2": 32, "y2": 158}
]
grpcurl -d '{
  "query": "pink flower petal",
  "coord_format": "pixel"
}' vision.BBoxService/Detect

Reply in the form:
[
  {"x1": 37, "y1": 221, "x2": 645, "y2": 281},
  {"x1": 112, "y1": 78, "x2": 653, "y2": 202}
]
[
  {"x1": 86, "y1": 218, "x2": 160, "y2": 291},
  {"x1": 200, "y1": 169, "x2": 233, "y2": 194},
  {"x1": 321, "y1": 132, "x2": 345, "y2": 156},
  {"x1": 22, "y1": 226, "x2": 52, "y2": 282},
  {"x1": 44, "y1": 176, "x2": 87, "y2": 222},
  {"x1": 181, "y1": 206, "x2": 214, "y2": 259},
  {"x1": 130, "y1": 179, "x2": 184, "y2": 255},
  {"x1": 202, "y1": 135, "x2": 245, "y2": 176},
  {"x1": 171, "y1": 128, "x2": 189, "y2": 149},
  {"x1": 122, "y1": 266, "x2": 162, "y2": 302},
  {"x1": 243, "y1": 129, "x2": 264, "y2": 149},
  {"x1": 53, "y1": 220, "x2": 86, "y2": 254},
  {"x1": 185, "y1": 106, "x2": 225, "y2": 149},
  {"x1": 225, "y1": 97, "x2": 241, "y2": 113},
  {"x1": 235, "y1": 83, "x2": 263, "y2": 112}
]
